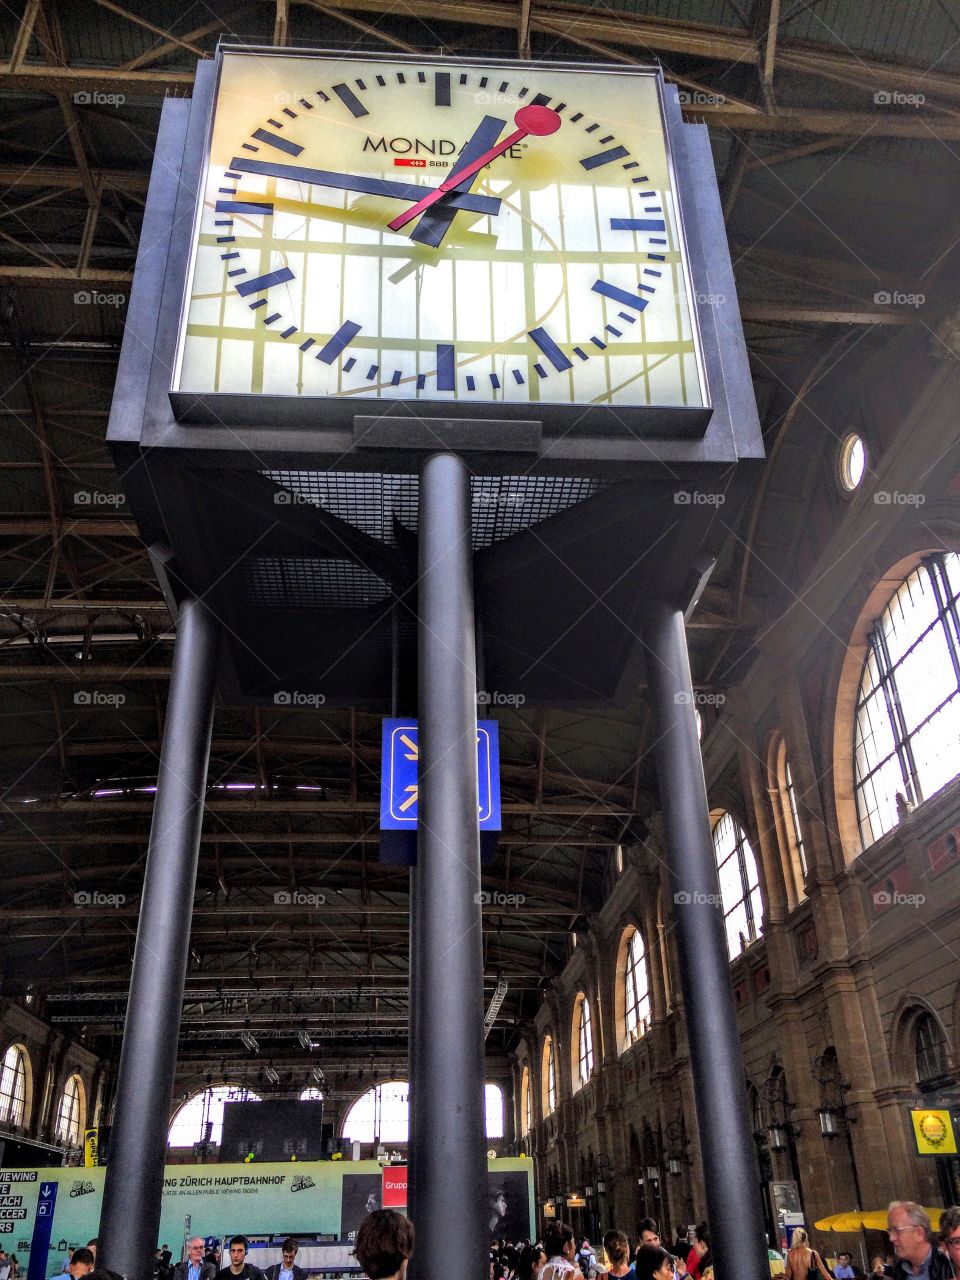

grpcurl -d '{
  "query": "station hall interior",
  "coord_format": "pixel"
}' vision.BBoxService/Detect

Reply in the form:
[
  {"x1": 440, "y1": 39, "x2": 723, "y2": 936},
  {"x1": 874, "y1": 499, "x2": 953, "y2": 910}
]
[{"x1": 2, "y1": 1, "x2": 960, "y2": 1277}]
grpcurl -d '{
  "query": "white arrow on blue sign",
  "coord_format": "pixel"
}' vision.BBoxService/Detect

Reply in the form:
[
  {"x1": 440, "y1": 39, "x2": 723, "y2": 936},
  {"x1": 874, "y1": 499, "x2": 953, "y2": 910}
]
[{"x1": 379, "y1": 718, "x2": 501, "y2": 831}]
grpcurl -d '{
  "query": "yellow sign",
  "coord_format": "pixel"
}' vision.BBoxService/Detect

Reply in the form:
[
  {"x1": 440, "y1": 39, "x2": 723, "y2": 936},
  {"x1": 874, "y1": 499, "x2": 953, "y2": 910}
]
[
  {"x1": 83, "y1": 1128, "x2": 99, "y2": 1167},
  {"x1": 566, "y1": 1195, "x2": 586, "y2": 1208},
  {"x1": 543, "y1": 1202, "x2": 557, "y2": 1218},
  {"x1": 176, "y1": 50, "x2": 704, "y2": 411},
  {"x1": 911, "y1": 1109, "x2": 957, "y2": 1156}
]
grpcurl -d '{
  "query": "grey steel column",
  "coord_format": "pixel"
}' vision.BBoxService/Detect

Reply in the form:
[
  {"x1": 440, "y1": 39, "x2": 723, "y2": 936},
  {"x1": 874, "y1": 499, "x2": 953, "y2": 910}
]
[
  {"x1": 410, "y1": 452, "x2": 486, "y2": 1280},
  {"x1": 642, "y1": 597, "x2": 769, "y2": 1280},
  {"x1": 99, "y1": 596, "x2": 220, "y2": 1279}
]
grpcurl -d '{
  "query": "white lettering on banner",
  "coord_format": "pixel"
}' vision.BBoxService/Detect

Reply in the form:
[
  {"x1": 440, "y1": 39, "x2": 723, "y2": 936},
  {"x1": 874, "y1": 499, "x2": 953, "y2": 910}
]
[
  {"x1": 0, "y1": 1225, "x2": 12, "y2": 1234},
  {"x1": 0, "y1": 1210, "x2": 26, "y2": 1220},
  {"x1": 0, "y1": 1173, "x2": 36, "y2": 1182},
  {"x1": 0, "y1": 1198, "x2": 22, "y2": 1208}
]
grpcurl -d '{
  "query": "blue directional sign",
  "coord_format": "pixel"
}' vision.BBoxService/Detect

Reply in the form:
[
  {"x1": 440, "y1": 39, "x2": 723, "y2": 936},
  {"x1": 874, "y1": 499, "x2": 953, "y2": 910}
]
[
  {"x1": 380, "y1": 718, "x2": 501, "y2": 830},
  {"x1": 27, "y1": 1180, "x2": 57, "y2": 1280}
]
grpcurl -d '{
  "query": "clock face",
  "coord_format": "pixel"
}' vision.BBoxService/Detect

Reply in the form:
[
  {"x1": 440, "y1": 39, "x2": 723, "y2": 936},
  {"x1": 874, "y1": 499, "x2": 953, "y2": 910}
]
[{"x1": 174, "y1": 51, "x2": 706, "y2": 411}]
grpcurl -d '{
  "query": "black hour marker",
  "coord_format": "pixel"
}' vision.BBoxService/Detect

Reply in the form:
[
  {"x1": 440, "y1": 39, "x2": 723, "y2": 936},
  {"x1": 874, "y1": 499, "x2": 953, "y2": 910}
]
[
  {"x1": 610, "y1": 217, "x2": 666, "y2": 232},
  {"x1": 593, "y1": 279, "x2": 648, "y2": 312},
  {"x1": 376, "y1": 75, "x2": 386, "y2": 87},
  {"x1": 531, "y1": 93, "x2": 550, "y2": 106},
  {"x1": 235, "y1": 267, "x2": 295, "y2": 297},
  {"x1": 282, "y1": 108, "x2": 298, "y2": 118},
  {"x1": 435, "y1": 71, "x2": 451, "y2": 107},
  {"x1": 317, "y1": 321, "x2": 361, "y2": 365},
  {"x1": 436, "y1": 343, "x2": 455, "y2": 392},
  {"x1": 216, "y1": 200, "x2": 274, "y2": 216},
  {"x1": 529, "y1": 326, "x2": 572, "y2": 372},
  {"x1": 459, "y1": 73, "x2": 468, "y2": 85},
  {"x1": 332, "y1": 83, "x2": 368, "y2": 119},
  {"x1": 280, "y1": 326, "x2": 297, "y2": 338},
  {"x1": 581, "y1": 145, "x2": 630, "y2": 170},
  {"x1": 397, "y1": 72, "x2": 406, "y2": 84},
  {"x1": 252, "y1": 129, "x2": 303, "y2": 157}
]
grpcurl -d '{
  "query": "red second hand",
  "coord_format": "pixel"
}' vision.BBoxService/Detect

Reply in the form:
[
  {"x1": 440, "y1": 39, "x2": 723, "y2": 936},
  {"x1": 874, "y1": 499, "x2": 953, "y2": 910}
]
[{"x1": 388, "y1": 104, "x2": 561, "y2": 232}]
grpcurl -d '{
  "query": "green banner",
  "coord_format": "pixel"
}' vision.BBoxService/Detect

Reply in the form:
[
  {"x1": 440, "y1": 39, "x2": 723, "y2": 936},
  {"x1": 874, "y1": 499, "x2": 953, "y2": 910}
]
[{"x1": 0, "y1": 1158, "x2": 534, "y2": 1271}]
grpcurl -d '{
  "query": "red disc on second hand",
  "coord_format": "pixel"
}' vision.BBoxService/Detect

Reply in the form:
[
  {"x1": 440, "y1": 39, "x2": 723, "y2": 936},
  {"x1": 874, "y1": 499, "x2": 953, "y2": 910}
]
[{"x1": 514, "y1": 105, "x2": 562, "y2": 136}]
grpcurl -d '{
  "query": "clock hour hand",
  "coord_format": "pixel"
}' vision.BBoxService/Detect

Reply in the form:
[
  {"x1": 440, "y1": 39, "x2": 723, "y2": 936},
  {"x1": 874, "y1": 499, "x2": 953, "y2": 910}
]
[
  {"x1": 228, "y1": 157, "x2": 502, "y2": 216},
  {"x1": 389, "y1": 105, "x2": 561, "y2": 232},
  {"x1": 410, "y1": 114, "x2": 506, "y2": 249}
]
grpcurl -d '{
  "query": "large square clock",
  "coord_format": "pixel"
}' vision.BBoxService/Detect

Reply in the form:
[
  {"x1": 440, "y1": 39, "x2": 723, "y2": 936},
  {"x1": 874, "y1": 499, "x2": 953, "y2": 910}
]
[{"x1": 172, "y1": 49, "x2": 709, "y2": 431}]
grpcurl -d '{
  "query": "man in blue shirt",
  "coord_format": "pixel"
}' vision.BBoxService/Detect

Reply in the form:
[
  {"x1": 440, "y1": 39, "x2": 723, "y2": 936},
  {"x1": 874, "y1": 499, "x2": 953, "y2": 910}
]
[
  {"x1": 263, "y1": 1239, "x2": 306, "y2": 1280},
  {"x1": 834, "y1": 1253, "x2": 856, "y2": 1279},
  {"x1": 172, "y1": 1238, "x2": 217, "y2": 1280}
]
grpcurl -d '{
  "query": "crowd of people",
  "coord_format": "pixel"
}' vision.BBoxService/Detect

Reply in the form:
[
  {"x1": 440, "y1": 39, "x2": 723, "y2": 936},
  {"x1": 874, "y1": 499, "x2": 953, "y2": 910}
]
[{"x1": 38, "y1": 1197, "x2": 960, "y2": 1280}]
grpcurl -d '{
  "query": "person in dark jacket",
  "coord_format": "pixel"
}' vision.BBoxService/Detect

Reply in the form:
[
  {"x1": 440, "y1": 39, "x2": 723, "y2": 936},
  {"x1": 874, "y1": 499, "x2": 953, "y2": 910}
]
[
  {"x1": 887, "y1": 1202, "x2": 953, "y2": 1280},
  {"x1": 262, "y1": 1240, "x2": 307, "y2": 1280},
  {"x1": 171, "y1": 1240, "x2": 217, "y2": 1280}
]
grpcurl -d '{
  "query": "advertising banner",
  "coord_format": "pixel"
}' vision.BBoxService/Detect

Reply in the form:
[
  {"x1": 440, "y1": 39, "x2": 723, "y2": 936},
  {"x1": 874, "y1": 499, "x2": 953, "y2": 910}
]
[{"x1": 0, "y1": 1158, "x2": 533, "y2": 1271}]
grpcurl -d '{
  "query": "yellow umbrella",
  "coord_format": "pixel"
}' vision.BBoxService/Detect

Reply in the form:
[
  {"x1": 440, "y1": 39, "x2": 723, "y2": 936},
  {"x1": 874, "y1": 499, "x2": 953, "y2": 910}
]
[{"x1": 815, "y1": 1209, "x2": 945, "y2": 1232}]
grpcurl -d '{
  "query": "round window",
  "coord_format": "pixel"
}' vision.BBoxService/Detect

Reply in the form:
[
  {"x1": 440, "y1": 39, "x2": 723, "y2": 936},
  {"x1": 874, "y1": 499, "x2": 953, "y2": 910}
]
[{"x1": 839, "y1": 432, "x2": 866, "y2": 491}]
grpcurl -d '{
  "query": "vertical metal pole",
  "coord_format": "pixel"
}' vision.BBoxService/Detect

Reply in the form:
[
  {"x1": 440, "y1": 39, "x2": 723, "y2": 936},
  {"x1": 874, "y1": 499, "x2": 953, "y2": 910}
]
[
  {"x1": 642, "y1": 597, "x2": 769, "y2": 1280},
  {"x1": 409, "y1": 452, "x2": 486, "y2": 1280},
  {"x1": 98, "y1": 596, "x2": 220, "y2": 1279}
]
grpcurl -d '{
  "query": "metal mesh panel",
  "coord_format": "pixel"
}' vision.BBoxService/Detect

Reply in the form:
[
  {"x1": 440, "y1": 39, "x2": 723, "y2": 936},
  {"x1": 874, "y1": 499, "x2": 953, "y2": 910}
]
[
  {"x1": 263, "y1": 471, "x2": 604, "y2": 550},
  {"x1": 244, "y1": 557, "x2": 390, "y2": 609}
]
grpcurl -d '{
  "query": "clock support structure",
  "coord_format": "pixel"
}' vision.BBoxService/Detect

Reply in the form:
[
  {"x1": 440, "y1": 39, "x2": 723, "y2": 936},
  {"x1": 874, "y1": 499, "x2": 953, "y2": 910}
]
[{"x1": 98, "y1": 48, "x2": 772, "y2": 1280}]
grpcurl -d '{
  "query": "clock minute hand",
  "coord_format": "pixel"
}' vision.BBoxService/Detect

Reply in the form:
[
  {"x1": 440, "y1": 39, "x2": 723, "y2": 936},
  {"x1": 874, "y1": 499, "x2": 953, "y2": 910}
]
[
  {"x1": 388, "y1": 104, "x2": 561, "y2": 232},
  {"x1": 228, "y1": 157, "x2": 501, "y2": 216}
]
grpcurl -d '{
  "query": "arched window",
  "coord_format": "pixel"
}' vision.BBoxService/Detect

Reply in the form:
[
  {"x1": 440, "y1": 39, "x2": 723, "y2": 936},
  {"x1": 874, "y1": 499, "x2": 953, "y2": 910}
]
[
  {"x1": 167, "y1": 1085, "x2": 262, "y2": 1148},
  {"x1": 485, "y1": 1082, "x2": 505, "y2": 1138},
  {"x1": 624, "y1": 929, "x2": 651, "y2": 1045},
  {"x1": 56, "y1": 1075, "x2": 84, "y2": 1145},
  {"x1": 855, "y1": 553, "x2": 960, "y2": 847},
  {"x1": 572, "y1": 994, "x2": 594, "y2": 1089},
  {"x1": 916, "y1": 1013, "x2": 950, "y2": 1089},
  {"x1": 541, "y1": 1037, "x2": 557, "y2": 1116},
  {"x1": 342, "y1": 1081, "x2": 409, "y2": 1144},
  {"x1": 712, "y1": 811, "x2": 763, "y2": 959},
  {"x1": 769, "y1": 733, "x2": 808, "y2": 906},
  {"x1": 0, "y1": 1046, "x2": 28, "y2": 1127},
  {"x1": 341, "y1": 1080, "x2": 505, "y2": 1143},
  {"x1": 519, "y1": 1066, "x2": 532, "y2": 1136}
]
